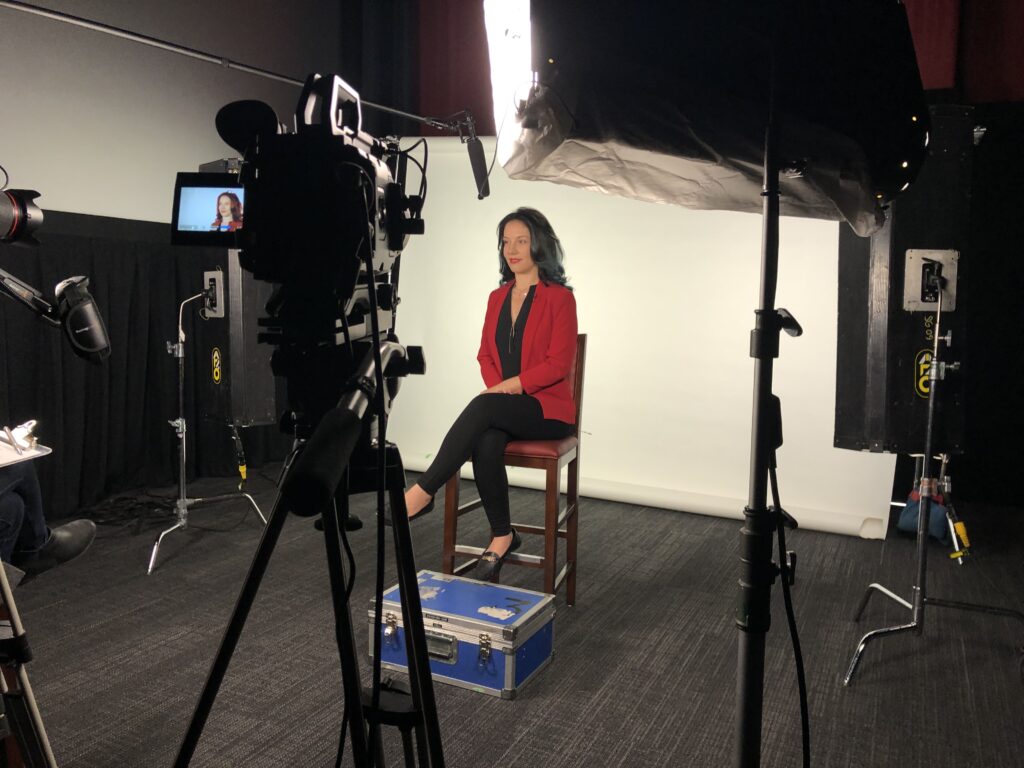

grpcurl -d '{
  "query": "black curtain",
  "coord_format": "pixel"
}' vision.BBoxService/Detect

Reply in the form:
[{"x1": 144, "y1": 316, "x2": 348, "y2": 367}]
[
  {"x1": 957, "y1": 102, "x2": 1024, "y2": 502},
  {"x1": 0, "y1": 212, "x2": 287, "y2": 520}
]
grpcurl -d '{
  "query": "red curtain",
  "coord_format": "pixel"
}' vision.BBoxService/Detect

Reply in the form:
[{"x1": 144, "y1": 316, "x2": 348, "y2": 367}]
[
  {"x1": 417, "y1": 0, "x2": 495, "y2": 134},
  {"x1": 962, "y1": 0, "x2": 1024, "y2": 103},
  {"x1": 904, "y1": 0, "x2": 960, "y2": 91},
  {"x1": 883, "y1": 0, "x2": 1024, "y2": 103}
]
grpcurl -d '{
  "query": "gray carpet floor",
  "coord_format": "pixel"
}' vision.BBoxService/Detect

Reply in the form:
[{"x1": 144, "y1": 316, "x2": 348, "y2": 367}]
[{"x1": 11, "y1": 469, "x2": 1024, "y2": 767}]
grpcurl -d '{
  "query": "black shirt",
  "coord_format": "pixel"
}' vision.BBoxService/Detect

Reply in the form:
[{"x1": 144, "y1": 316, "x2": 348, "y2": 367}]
[{"x1": 495, "y1": 284, "x2": 536, "y2": 379}]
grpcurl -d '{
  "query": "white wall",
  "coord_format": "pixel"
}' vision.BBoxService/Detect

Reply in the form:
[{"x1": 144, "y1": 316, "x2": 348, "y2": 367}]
[
  {"x1": 0, "y1": 0, "x2": 340, "y2": 221},
  {"x1": 389, "y1": 138, "x2": 896, "y2": 538}
]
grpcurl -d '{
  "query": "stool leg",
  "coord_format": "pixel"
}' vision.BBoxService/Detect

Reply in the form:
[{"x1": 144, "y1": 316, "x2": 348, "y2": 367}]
[
  {"x1": 566, "y1": 456, "x2": 579, "y2": 606},
  {"x1": 442, "y1": 474, "x2": 460, "y2": 574},
  {"x1": 544, "y1": 464, "x2": 558, "y2": 594}
]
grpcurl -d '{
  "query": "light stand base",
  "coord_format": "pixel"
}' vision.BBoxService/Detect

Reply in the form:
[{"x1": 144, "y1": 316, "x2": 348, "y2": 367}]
[
  {"x1": 147, "y1": 492, "x2": 266, "y2": 575},
  {"x1": 844, "y1": 582, "x2": 1024, "y2": 686}
]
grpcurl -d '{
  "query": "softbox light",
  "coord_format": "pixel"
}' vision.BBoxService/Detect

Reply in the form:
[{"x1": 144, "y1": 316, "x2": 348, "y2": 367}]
[{"x1": 483, "y1": 0, "x2": 929, "y2": 236}]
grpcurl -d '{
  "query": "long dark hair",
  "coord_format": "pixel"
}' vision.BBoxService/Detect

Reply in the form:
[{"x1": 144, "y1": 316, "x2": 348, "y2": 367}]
[
  {"x1": 496, "y1": 207, "x2": 572, "y2": 289},
  {"x1": 214, "y1": 192, "x2": 243, "y2": 225}
]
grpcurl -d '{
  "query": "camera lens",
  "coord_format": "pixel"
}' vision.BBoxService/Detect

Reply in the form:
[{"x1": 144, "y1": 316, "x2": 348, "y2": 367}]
[{"x1": 0, "y1": 189, "x2": 44, "y2": 244}]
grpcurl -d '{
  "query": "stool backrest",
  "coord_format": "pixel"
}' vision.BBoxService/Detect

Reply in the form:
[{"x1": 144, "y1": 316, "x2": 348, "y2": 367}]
[{"x1": 568, "y1": 334, "x2": 587, "y2": 438}]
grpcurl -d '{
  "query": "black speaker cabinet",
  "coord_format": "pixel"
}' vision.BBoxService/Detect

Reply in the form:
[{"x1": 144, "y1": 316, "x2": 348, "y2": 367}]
[
  {"x1": 835, "y1": 105, "x2": 971, "y2": 455},
  {"x1": 197, "y1": 250, "x2": 277, "y2": 427}
]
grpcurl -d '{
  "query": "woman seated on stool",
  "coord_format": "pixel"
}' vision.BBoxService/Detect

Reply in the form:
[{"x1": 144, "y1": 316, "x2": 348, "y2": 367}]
[{"x1": 403, "y1": 207, "x2": 578, "y2": 581}]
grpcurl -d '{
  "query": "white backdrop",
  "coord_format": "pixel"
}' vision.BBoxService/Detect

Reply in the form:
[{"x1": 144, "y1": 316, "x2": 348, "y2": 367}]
[{"x1": 388, "y1": 138, "x2": 895, "y2": 538}]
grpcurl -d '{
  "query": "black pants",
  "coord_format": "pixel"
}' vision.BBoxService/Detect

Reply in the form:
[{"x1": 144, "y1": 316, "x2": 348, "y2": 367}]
[{"x1": 417, "y1": 394, "x2": 573, "y2": 536}]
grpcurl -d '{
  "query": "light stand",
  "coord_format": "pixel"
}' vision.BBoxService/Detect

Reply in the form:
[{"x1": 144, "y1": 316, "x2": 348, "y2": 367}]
[
  {"x1": 843, "y1": 270, "x2": 1024, "y2": 685},
  {"x1": 148, "y1": 291, "x2": 266, "y2": 575},
  {"x1": 735, "y1": 88, "x2": 807, "y2": 767}
]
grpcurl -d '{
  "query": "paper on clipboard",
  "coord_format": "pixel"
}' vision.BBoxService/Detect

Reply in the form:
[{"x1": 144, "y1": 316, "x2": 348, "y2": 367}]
[{"x1": 0, "y1": 421, "x2": 52, "y2": 468}]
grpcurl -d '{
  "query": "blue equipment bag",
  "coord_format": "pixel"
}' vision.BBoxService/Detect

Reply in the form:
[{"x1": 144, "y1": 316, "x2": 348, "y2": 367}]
[
  {"x1": 897, "y1": 491, "x2": 950, "y2": 544},
  {"x1": 368, "y1": 570, "x2": 555, "y2": 699}
]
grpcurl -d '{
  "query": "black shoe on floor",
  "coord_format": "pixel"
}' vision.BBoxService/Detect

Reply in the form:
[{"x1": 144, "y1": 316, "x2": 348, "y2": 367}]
[
  {"x1": 474, "y1": 530, "x2": 522, "y2": 583},
  {"x1": 14, "y1": 519, "x2": 96, "y2": 580}
]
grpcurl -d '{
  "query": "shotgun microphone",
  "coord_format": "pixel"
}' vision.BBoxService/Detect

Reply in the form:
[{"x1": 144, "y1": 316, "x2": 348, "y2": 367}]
[{"x1": 466, "y1": 115, "x2": 491, "y2": 200}]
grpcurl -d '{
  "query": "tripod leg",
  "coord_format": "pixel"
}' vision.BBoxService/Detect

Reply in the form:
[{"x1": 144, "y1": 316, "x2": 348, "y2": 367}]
[
  {"x1": 188, "y1": 492, "x2": 268, "y2": 526},
  {"x1": 147, "y1": 520, "x2": 185, "y2": 575},
  {"x1": 319, "y1": 484, "x2": 372, "y2": 767},
  {"x1": 853, "y1": 583, "x2": 913, "y2": 621},
  {"x1": 173, "y1": 479, "x2": 292, "y2": 767},
  {"x1": 241, "y1": 492, "x2": 268, "y2": 525},
  {"x1": 388, "y1": 484, "x2": 445, "y2": 767},
  {"x1": 843, "y1": 621, "x2": 918, "y2": 686},
  {"x1": 0, "y1": 563, "x2": 58, "y2": 768}
]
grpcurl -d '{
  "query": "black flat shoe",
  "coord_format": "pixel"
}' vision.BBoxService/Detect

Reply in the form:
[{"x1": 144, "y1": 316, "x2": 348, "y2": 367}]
[
  {"x1": 384, "y1": 498, "x2": 434, "y2": 527},
  {"x1": 474, "y1": 530, "x2": 522, "y2": 583},
  {"x1": 409, "y1": 498, "x2": 435, "y2": 522}
]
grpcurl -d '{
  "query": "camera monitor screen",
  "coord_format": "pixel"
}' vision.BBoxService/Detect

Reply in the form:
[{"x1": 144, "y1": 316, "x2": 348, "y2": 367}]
[{"x1": 171, "y1": 172, "x2": 246, "y2": 246}]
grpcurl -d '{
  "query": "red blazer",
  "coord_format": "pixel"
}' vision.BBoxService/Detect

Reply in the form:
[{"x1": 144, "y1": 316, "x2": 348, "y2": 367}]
[{"x1": 477, "y1": 281, "x2": 578, "y2": 424}]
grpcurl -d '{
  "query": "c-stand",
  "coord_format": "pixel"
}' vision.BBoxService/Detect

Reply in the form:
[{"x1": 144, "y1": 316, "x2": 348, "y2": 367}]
[
  {"x1": 147, "y1": 291, "x2": 266, "y2": 575},
  {"x1": 843, "y1": 268, "x2": 1024, "y2": 685}
]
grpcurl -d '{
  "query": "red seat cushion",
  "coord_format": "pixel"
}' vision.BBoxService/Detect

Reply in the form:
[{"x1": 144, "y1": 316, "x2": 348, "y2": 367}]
[{"x1": 504, "y1": 436, "x2": 578, "y2": 460}]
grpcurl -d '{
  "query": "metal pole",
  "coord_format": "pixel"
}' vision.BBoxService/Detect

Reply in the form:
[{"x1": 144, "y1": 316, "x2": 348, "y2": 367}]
[{"x1": 735, "y1": 93, "x2": 780, "y2": 768}]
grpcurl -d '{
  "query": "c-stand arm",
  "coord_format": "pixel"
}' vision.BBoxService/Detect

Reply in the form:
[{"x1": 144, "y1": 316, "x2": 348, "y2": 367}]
[{"x1": 0, "y1": 266, "x2": 60, "y2": 327}]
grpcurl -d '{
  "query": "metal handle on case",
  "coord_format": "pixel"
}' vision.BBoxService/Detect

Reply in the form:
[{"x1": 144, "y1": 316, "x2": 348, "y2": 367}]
[{"x1": 424, "y1": 630, "x2": 458, "y2": 665}]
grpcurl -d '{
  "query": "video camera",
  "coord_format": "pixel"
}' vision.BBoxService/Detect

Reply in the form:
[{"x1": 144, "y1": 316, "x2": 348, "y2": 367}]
[{"x1": 171, "y1": 73, "x2": 426, "y2": 432}]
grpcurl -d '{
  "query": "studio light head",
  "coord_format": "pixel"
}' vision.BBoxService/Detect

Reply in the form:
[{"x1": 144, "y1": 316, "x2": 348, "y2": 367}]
[
  {"x1": 55, "y1": 276, "x2": 111, "y2": 363},
  {"x1": 0, "y1": 188, "x2": 111, "y2": 363},
  {"x1": 1, "y1": 189, "x2": 44, "y2": 246},
  {"x1": 483, "y1": 0, "x2": 930, "y2": 236}
]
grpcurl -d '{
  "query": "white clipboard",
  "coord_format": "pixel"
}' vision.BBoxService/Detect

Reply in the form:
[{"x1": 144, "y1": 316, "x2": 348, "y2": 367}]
[{"x1": 0, "y1": 421, "x2": 52, "y2": 468}]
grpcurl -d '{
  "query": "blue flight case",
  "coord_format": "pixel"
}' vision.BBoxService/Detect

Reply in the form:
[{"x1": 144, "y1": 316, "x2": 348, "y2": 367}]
[{"x1": 368, "y1": 570, "x2": 556, "y2": 699}]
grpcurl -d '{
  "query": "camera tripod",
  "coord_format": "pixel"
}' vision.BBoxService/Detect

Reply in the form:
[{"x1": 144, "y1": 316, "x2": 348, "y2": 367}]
[
  {"x1": 0, "y1": 560, "x2": 58, "y2": 768},
  {"x1": 148, "y1": 291, "x2": 266, "y2": 575},
  {"x1": 173, "y1": 342, "x2": 444, "y2": 767},
  {"x1": 843, "y1": 269, "x2": 1024, "y2": 685}
]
